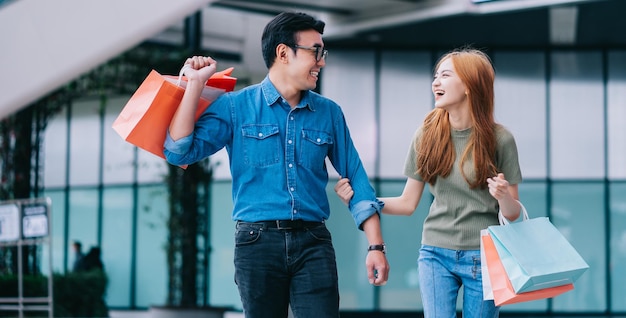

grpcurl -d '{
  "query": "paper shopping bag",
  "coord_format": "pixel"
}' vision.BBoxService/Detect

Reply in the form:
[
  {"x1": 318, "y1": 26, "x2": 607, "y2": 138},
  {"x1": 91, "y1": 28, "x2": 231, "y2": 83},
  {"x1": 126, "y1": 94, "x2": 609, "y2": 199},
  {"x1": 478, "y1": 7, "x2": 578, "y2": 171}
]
[
  {"x1": 481, "y1": 232, "x2": 574, "y2": 306},
  {"x1": 480, "y1": 229, "x2": 494, "y2": 300},
  {"x1": 112, "y1": 67, "x2": 236, "y2": 160},
  {"x1": 487, "y1": 217, "x2": 589, "y2": 293}
]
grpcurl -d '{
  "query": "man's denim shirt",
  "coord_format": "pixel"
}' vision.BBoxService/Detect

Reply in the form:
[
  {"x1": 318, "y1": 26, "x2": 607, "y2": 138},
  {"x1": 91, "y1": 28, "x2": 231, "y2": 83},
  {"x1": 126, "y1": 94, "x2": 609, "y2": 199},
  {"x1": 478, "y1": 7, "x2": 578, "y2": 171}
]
[{"x1": 164, "y1": 76, "x2": 383, "y2": 229}]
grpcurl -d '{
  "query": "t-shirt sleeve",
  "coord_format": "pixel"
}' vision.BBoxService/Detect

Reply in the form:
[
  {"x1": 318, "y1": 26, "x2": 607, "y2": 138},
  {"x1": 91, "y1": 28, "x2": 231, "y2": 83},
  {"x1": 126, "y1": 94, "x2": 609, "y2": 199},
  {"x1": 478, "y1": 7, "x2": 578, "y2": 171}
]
[
  {"x1": 496, "y1": 125, "x2": 523, "y2": 185},
  {"x1": 403, "y1": 127, "x2": 423, "y2": 181}
]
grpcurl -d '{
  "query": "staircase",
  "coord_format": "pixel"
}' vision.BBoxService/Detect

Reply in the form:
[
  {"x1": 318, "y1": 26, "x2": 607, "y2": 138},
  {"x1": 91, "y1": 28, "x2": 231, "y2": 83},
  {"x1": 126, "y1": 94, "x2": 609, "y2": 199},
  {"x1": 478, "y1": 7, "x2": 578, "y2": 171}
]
[{"x1": 0, "y1": 0, "x2": 215, "y2": 119}]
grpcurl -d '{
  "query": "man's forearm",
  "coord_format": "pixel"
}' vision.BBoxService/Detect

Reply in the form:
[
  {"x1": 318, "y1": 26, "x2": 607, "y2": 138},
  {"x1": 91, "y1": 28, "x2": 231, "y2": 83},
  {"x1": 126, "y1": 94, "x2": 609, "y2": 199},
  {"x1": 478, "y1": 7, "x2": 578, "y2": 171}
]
[
  {"x1": 361, "y1": 213, "x2": 384, "y2": 245},
  {"x1": 169, "y1": 78, "x2": 205, "y2": 140}
]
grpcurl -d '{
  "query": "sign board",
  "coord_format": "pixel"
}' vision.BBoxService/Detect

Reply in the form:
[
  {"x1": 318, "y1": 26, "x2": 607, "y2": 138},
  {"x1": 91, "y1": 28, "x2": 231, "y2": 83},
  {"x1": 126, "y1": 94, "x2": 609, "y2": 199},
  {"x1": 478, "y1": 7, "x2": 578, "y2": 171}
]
[
  {"x1": 22, "y1": 203, "x2": 49, "y2": 238},
  {"x1": 0, "y1": 199, "x2": 50, "y2": 242},
  {"x1": 0, "y1": 203, "x2": 20, "y2": 242},
  {"x1": 0, "y1": 198, "x2": 53, "y2": 318}
]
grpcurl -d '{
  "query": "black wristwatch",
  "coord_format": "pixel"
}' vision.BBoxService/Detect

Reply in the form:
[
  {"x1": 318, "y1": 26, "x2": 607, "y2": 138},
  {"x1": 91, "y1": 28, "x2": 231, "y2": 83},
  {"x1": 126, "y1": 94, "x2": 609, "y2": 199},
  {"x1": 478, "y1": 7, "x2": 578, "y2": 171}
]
[{"x1": 367, "y1": 243, "x2": 386, "y2": 254}]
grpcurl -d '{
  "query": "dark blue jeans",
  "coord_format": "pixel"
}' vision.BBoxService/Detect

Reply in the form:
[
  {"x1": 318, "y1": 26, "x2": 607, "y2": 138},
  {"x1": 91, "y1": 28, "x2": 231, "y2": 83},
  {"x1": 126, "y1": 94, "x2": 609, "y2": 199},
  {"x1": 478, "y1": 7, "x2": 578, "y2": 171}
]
[{"x1": 234, "y1": 221, "x2": 340, "y2": 318}]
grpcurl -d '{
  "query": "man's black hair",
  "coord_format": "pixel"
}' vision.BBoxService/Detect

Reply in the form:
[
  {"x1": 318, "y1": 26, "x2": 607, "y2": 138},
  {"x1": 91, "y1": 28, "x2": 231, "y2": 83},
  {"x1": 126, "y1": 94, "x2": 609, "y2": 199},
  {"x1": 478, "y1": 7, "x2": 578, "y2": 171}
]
[{"x1": 261, "y1": 12, "x2": 325, "y2": 69}]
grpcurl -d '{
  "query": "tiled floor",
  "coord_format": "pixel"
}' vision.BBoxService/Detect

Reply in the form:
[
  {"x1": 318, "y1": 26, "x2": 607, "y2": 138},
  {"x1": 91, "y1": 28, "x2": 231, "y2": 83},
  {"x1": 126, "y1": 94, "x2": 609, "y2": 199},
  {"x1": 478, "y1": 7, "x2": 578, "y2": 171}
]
[
  {"x1": 110, "y1": 311, "x2": 623, "y2": 318},
  {"x1": 110, "y1": 310, "x2": 244, "y2": 318}
]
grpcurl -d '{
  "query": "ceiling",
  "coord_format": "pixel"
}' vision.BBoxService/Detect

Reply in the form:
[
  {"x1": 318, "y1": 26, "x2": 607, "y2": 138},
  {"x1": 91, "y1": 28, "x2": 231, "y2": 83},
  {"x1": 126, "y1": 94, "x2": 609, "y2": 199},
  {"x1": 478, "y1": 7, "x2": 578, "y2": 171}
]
[{"x1": 209, "y1": 0, "x2": 625, "y2": 50}]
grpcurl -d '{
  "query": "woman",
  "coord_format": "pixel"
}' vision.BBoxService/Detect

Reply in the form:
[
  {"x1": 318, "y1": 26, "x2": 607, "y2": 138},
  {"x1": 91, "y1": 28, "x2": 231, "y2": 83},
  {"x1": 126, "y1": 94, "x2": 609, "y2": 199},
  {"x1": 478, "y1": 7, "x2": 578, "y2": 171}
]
[{"x1": 335, "y1": 47, "x2": 522, "y2": 317}]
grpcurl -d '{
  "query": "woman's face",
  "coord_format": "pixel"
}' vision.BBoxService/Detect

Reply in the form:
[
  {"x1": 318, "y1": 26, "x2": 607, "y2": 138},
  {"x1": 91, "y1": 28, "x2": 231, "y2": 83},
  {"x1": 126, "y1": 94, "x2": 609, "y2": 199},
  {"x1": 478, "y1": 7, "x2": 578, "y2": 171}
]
[{"x1": 432, "y1": 57, "x2": 468, "y2": 111}]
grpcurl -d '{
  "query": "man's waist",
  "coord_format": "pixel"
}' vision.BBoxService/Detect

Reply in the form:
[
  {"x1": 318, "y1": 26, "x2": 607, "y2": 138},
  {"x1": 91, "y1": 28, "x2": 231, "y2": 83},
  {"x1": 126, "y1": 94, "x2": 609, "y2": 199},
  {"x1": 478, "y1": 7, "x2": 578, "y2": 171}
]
[{"x1": 236, "y1": 219, "x2": 325, "y2": 230}]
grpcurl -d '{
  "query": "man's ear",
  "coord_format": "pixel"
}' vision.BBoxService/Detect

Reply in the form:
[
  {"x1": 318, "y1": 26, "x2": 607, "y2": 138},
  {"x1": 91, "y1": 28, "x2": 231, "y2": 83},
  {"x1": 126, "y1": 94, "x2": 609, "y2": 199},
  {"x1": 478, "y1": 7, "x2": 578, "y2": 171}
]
[{"x1": 276, "y1": 44, "x2": 289, "y2": 63}]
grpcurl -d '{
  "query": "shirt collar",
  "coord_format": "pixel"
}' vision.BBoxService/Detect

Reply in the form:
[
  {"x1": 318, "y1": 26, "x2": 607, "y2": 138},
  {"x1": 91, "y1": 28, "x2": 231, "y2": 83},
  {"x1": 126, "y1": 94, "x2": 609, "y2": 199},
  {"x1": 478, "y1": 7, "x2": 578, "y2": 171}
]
[{"x1": 260, "y1": 76, "x2": 315, "y2": 112}]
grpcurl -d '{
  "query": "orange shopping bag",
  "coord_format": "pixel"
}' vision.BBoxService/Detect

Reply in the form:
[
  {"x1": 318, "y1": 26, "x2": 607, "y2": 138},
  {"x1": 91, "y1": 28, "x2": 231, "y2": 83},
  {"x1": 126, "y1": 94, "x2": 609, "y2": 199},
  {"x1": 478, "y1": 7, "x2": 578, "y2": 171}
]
[
  {"x1": 112, "y1": 66, "x2": 236, "y2": 160},
  {"x1": 481, "y1": 230, "x2": 574, "y2": 306}
]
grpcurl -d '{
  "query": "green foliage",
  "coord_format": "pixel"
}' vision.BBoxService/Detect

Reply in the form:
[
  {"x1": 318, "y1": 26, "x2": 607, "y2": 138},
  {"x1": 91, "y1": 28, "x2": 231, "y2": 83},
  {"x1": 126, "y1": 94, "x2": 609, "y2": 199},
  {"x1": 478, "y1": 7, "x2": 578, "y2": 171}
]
[{"x1": 0, "y1": 270, "x2": 108, "y2": 317}]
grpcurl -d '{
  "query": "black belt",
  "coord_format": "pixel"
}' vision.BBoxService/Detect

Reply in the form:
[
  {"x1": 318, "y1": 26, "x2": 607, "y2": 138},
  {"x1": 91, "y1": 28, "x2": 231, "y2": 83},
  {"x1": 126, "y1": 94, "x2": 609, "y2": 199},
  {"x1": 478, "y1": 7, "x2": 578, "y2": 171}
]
[{"x1": 242, "y1": 220, "x2": 324, "y2": 230}]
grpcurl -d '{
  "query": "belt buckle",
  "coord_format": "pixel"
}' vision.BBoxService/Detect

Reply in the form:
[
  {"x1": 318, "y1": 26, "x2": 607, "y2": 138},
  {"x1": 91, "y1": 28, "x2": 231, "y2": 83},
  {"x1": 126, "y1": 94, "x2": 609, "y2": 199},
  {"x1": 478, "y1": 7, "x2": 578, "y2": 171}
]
[{"x1": 275, "y1": 220, "x2": 293, "y2": 230}]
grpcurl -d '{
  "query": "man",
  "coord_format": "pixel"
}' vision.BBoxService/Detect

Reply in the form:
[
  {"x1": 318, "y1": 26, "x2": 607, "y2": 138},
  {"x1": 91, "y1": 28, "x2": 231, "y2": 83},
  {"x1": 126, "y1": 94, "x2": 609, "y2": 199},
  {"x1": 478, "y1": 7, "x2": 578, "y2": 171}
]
[
  {"x1": 71, "y1": 240, "x2": 84, "y2": 272},
  {"x1": 164, "y1": 11, "x2": 389, "y2": 318}
]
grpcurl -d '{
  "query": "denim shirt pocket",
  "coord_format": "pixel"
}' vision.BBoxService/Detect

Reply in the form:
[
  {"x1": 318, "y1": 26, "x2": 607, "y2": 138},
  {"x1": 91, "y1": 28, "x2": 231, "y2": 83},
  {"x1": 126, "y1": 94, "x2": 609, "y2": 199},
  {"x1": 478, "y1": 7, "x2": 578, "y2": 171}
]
[
  {"x1": 299, "y1": 129, "x2": 333, "y2": 170},
  {"x1": 241, "y1": 124, "x2": 280, "y2": 167}
]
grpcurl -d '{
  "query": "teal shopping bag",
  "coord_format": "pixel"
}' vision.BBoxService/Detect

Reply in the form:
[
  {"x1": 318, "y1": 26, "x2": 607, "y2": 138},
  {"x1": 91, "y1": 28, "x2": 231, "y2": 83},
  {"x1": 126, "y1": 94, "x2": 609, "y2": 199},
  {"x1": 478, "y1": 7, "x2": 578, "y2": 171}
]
[{"x1": 487, "y1": 212, "x2": 589, "y2": 293}]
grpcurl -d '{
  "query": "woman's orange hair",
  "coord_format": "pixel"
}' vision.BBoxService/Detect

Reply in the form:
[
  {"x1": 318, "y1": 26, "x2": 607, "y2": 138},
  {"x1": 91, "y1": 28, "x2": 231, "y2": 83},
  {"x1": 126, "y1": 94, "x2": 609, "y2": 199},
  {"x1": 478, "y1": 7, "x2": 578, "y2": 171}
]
[{"x1": 417, "y1": 48, "x2": 498, "y2": 189}]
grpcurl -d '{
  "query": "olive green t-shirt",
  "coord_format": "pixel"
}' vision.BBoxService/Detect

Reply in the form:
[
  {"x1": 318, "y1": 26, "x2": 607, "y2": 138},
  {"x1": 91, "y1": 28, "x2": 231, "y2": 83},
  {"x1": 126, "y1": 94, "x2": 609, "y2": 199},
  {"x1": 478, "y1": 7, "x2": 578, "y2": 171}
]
[{"x1": 403, "y1": 125, "x2": 522, "y2": 250}]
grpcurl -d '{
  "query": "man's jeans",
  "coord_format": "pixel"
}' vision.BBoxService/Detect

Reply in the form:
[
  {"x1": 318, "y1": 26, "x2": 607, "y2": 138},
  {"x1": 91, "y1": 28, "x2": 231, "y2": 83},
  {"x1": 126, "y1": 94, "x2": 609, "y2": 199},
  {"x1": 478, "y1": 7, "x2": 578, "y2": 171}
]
[
  {"x1": 418, "y1": 245, "x2": 499, "y2": 318},
  {"x1": 234, "y1": 222, "x2": 340, "y2": 318}
]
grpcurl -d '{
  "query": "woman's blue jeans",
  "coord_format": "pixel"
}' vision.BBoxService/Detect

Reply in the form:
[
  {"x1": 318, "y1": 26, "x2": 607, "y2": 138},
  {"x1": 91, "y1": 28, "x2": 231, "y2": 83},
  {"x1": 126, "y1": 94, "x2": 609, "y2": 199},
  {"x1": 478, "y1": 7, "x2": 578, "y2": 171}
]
[
  {"x1": 418, "y1": 245, "x2": 499, "y2": 318},
  {"x1": 234, "y1": 221, "x2": 340, "y2": 318}
]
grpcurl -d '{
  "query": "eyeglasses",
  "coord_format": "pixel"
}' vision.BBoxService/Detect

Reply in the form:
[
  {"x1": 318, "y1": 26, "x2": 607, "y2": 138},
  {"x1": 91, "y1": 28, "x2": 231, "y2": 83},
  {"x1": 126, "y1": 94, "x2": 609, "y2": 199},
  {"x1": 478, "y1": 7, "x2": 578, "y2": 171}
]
[{"x1": 292, "y1": 45, "x2": 328, "y2": 62}]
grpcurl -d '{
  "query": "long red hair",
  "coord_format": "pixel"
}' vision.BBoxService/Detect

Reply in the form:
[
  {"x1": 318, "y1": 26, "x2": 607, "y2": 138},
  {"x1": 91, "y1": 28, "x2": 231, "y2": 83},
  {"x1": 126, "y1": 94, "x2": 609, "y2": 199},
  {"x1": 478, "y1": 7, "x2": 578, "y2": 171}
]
[{"x1": 417, "y1": 48, "x2": 498, "y2": 189}]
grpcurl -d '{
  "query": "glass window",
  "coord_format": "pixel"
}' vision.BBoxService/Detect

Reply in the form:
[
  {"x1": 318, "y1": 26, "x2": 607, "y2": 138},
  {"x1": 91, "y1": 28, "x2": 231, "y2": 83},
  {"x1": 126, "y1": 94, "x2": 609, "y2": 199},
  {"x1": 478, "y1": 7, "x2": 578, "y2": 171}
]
[
  {"x1": 325, "y1": 181, "x2": 374, "y2": 310},
  {"x1": 102, "y1": 187, "x2": 134, "y2": 307},
  {"x1": 379, "y1": 51, "x2": 433, "y2": 179},
  {"x1": 210, "y1": 150, "x2": 231, "y2": 181},
  {"x1": 494, "y1": 51, "x2": 547, "y2": 179},
  {"x1": 321, "y1": 50, "x2": 377, "y2": 178},
  {"x1": 551, "y1": 182, "x2": 606, "y2": 312},
  {"x1": 42, "y1": 190, "x2": 67, "y2": 273},
  {"x1": 69, "y1": 99, "x2": 102, "y2": 186},
  {"x1": 104, "y1": 96, "x2": 136, "y2": 185},
  {"x1": 607, "y1": 50, "x2": 626, "y2": 180},
  {"x1": 378, "y1": 180, "x2": 431, "y2": 311},
  {"x1": 68, "y1": 189, "x2": 99, "y2": 259},
  {"x1": 37, "y1": 48, "x2": 624, "y2": 314},
  {"x1": 549, "y1": 51, "x2": 604, "y2": 179},
  {"x1": 208, "y1": 181, "x2": 239, "y2": 308},
  {"x1": 137, "y1": 150, "x2": 169, "y2": 184},
  {"x1": 135, "y1": 185, "x2": 168, "y2": 308},
  {"x1": 610, "y1": 182, "x2": 626, "y2": 311},
  {"x1": 44, "y1": 107, "x2": 68, "y2": 188}
]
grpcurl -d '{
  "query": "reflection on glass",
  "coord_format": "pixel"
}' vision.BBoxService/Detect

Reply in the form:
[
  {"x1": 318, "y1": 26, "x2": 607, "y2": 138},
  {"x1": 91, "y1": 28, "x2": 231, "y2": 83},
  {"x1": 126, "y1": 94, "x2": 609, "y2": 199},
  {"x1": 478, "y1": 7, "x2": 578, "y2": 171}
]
[
  {"x1": 610, "y1": 183, "x2": 626, "y2": 311},
  {"x1": 552, "y1": 183, "x2": 606, "y2": 312},
  {"x1": 102, "y1": 188, "x2": 133, "y2": 307},
  {"x1": 135, "y1": 185, "x2": 168, "y2": 307}
]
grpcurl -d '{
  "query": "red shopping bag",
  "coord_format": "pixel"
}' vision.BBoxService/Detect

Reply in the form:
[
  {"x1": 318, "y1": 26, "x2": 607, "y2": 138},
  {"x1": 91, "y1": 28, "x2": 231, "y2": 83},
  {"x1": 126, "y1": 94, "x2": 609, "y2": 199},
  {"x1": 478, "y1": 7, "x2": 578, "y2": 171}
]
[
  {"x1": 481, "y1": 231, "x2": 574, "y2": 306},
  {"x1": 112, "y1": 67, "x2": 236, "y2": 160}
]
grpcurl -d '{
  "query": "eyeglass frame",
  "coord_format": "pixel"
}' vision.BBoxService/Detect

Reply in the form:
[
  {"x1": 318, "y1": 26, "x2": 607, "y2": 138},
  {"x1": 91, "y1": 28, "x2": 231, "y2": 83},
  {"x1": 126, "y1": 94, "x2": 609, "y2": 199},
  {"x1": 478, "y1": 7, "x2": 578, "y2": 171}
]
[{"x1": 291, "y1": 45, "x2": 328, "y2": 62}]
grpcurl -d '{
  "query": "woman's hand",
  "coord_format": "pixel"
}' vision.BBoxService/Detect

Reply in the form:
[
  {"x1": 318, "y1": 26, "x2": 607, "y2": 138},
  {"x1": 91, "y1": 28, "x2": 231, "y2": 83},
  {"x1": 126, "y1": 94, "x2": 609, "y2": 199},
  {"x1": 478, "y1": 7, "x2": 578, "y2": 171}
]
[
  {"x1": 487, "y1": 173, "x2": 511, "y2": 201},
  {"x1": 334, "y1": 177, "x2": 354, "y2": 206},
  {"x1": 487, "y1": 173, "x2": 521, "y2": 221}
]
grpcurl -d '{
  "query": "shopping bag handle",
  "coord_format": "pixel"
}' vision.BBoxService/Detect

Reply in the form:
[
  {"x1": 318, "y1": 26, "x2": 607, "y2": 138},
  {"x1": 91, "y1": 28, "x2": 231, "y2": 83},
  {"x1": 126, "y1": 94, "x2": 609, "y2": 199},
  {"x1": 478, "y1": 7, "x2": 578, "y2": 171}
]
[
  {"x1": 175, "y1": 64, "x2": 236, "y2": 90},
  {"x1": 498, "y1": 201, "x2": 529, "y2": 225},
  {"x1": 176, "y1": 64, "x2": 192, "y2": 87}
]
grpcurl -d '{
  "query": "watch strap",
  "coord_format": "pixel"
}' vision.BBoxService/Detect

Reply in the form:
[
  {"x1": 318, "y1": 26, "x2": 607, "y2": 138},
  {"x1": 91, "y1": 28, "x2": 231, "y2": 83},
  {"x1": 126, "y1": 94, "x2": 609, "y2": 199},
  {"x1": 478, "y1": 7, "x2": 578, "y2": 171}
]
[{"x1": 367, "y1": 243, "x2": 386, "y2": 254}]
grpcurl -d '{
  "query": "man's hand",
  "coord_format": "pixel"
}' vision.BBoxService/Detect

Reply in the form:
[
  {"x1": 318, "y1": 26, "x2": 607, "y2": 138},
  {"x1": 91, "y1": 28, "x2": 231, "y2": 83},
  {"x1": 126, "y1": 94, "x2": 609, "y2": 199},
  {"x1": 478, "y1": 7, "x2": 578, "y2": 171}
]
[
  {"x1": 169, "y1": 56, "x2": 219, "y2": 141},
  {"x1": 366, "y1": 250, "x2": 389, "y2": 286},
  {"x1": 183, "y1": 56, "x2": 217, "y2": 84},
  {"x1": 334, "y1": 177, "x2": 354, "y2": 206}
]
